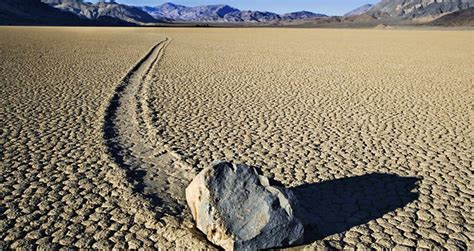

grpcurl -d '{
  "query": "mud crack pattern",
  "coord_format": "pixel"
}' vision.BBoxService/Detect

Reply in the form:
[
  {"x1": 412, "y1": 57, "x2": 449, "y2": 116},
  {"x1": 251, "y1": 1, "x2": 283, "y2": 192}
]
[
  {"x1": 1, "y1": 28, "x2": 210, "y2": 249},
  {"x1": 145, "y1": 29, "x2": 473, "y2": 249},
  {"x1": 1, "y1": 27, "x2": 473, "y2": 249}
]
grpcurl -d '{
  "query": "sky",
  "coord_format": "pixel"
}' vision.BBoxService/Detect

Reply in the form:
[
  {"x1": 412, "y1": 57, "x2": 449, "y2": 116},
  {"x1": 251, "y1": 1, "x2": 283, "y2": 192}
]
[{"x1": 115, "y1": 0, "x2": 380, "y2": 16}]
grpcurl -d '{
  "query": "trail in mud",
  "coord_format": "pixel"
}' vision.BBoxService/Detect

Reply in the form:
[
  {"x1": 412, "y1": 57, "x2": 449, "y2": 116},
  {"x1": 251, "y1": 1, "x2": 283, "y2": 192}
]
[{"x1": 103, "y1": 38, "x2": 197, "y2": 219}]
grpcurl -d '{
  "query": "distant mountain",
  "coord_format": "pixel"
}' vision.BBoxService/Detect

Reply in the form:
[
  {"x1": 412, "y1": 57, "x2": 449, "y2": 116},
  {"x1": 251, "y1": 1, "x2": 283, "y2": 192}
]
[
  {"x1": 142, "y1": 3, "x2": 240, "y2": 22},
  {"x1": 43, "y1": 0, "x2": 162, "y2": 24},
  {"x1": 431, "y1": 7, "x2": 474, "y2": 26},
  {"x1": 367, "y1": 0, "x2": 473, "y2": 19},
  {"x1": 0, "y1": 0, "x2": 133, "y2": 25},
  {"x1": 344, "y1": 4, "x2": 373, "y2": 17},
  {"x1": 141, "y1": 2, "x2": 326, "y2": 23},
  {"x1": 282, "y1": 11, "x2": 327, "y2": 20},
  {"x1": 142, "y1": 3, "x2": 190, "y2": 20},
  {"x1": 226, "y1": 10, "x2": 282, "y2": 22}
]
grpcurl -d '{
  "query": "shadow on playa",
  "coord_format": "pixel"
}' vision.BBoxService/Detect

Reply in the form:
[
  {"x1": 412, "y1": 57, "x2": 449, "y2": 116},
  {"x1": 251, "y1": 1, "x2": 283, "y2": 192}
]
[{"x1": 289, "y1": 173, "x2": 420, "y2": 244}]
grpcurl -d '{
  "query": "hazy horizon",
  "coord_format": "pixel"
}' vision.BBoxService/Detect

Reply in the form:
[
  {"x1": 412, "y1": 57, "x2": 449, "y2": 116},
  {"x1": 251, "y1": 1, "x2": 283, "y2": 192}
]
[{"x1": 108, "y1": 0, "x2": 380, "y2": 16}]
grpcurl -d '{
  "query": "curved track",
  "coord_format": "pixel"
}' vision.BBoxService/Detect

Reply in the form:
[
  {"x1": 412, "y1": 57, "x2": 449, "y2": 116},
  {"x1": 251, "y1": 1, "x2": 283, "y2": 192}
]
[{"x1": 103, "y1": 38, "x2": 197, "y2": 220}]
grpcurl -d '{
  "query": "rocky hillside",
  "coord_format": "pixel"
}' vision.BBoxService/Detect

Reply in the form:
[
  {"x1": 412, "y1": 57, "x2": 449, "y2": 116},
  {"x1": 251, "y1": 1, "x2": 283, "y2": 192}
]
[
  {"x1": 367, "y1": 0, "x2": 473, "y2": 19},
  {"x1": 0, "y1": 0, "x2": 133, "y2": 25},
  {"x1": 0, "y1": 0, "x2": 81, "y2": 25},
  {"x1": 141, "y1": 2, "x2": 326, "y2": 23},
  {"x1": 344, "y1": 4, "x2": 374, "y2": 17},
  {"x1": 142, "y1": 3, "x2": 238, "y2": 22},
  {"x1": 431, "y1": 7, "x2": 474, "y2": 26},
  {"x1": 43, "y1": 0, "x2": 161, "y2": 24}
]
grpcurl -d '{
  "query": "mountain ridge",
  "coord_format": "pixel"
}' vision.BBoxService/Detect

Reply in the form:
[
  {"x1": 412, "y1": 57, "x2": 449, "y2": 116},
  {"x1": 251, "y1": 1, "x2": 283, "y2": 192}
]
[
  {"x1": 367, "y1": 0, "x2": 473, "y2": 19},
  {"x1": 344, "y1": 4, "x2": 374, "y2": 17},
  {"x1": 141, "y1": 2, "x2": 327, "y2": 23},
  {"x1": 3, "y1": 0, "x2": 474, "y2": 26},
  {"x1": 43, "y1": 0, "x2": 165, "y2": 24},
  {"x1": 0, "y1": 0, "x2": 135, "y2": 26}
]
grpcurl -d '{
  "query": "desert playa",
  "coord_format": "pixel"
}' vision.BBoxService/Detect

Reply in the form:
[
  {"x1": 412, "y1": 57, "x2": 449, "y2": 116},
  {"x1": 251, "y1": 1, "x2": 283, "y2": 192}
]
[{"x1": 1, "y1": 27, "x2": 472, "y2": 249}]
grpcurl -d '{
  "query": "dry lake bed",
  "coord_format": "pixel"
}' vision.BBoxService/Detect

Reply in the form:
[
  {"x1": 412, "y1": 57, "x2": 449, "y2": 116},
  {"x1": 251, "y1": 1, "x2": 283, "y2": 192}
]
[{"x1": 1, "y1": 26, "x2": 472, "y2": 249}]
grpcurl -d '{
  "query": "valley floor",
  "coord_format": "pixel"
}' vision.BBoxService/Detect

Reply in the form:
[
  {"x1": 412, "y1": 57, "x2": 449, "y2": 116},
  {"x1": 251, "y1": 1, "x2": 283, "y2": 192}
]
[{"x1": 1, "y1": 27, "x2": 472, "y2": 249}]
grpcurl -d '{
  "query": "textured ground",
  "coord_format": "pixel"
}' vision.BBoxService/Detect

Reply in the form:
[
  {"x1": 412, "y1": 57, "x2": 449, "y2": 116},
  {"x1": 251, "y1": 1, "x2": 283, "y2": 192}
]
[
  {"x1": 1, "y1": 27, "x2": 473, "y2": 249},
  {"x1": 0, "y1": 27, "x2": 210, "y2": 249}
]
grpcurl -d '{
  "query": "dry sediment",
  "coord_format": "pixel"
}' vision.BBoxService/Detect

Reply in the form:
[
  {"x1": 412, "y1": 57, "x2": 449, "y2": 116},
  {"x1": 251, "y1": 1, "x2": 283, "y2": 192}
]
[
  {"x1": 145, "y1": 28, "x2": 473, "y2": 249},
  {"x1": 0, "y1": 27, "x2": 209, "y2": 249},
  {"x1": 1, "y1": 27, "x2": 473, "y2": 249}
]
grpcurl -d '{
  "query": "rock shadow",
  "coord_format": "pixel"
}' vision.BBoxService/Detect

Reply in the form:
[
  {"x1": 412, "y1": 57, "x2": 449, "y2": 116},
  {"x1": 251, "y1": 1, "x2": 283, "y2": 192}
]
[{"x1": 290, "y1": 173, "x2": 420, "y2": 243}]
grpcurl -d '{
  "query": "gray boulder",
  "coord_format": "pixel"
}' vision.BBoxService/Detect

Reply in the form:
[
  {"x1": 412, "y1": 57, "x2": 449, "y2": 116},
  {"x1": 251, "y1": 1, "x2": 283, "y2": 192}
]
[{"x1": 185, "y1": 161, "x2": 304, "y2": 250}]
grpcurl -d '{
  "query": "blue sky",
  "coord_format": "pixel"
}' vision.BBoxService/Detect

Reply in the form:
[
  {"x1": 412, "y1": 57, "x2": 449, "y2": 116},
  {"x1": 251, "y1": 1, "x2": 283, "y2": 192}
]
[{"x1": 115, "y1": 0, "x2": 380, "y2": 16}]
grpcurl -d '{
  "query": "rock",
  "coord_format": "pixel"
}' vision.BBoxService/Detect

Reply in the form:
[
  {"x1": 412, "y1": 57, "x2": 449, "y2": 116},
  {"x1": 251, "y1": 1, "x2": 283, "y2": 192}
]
[{"x1": 185, "y1": 161, "x2": 304, "y2": 250}]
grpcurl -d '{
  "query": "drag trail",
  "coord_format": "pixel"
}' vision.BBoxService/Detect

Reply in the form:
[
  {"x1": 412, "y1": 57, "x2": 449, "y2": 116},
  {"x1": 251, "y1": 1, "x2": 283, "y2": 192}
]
[
  {"x1": 101, "y1": 37, "x2": 213, "y2": 248},
  {"x1": 103, "y1": 37, "x2": 197, "y2": 218}
]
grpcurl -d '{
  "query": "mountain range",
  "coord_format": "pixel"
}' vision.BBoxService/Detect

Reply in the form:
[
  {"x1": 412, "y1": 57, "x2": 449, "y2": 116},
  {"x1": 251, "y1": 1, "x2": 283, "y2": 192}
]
[
  {"x1": 1, "y1": 0, "x2": 472, "y2": 26},
  {"x1": 141, "y1": 2, "x2": 326, "y2": 23}
]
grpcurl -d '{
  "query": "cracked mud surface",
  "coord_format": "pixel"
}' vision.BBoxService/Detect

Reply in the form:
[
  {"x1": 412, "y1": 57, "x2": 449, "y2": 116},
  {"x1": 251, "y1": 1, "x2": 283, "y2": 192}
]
[
  {"x1": 145, "y1": 29, "x2": 473, "y2": 249},
  {"x1": 1, "y1": 27, "x2": 210, "y2": 249},
  {"x1": 1, "y1": 27, "x2": 473, "y2": 249}
]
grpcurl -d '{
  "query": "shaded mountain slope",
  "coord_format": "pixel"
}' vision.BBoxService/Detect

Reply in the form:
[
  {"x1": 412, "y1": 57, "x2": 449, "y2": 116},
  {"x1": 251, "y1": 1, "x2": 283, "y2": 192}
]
[
  {"x1": 43, "y1": 0, "x2": 161, "y2": 24},
  {"x1": 0, "y1": 0, "x2": 86, "y2": 25},
  {"x1": 0, "y1": 0, "x2": 133, "y2": 25},
  {"x1": 431, "y1": 7, "x2": 474, "y2": 26}
]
